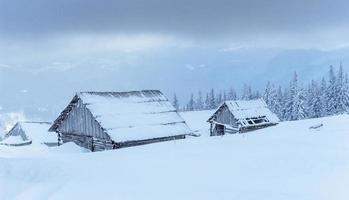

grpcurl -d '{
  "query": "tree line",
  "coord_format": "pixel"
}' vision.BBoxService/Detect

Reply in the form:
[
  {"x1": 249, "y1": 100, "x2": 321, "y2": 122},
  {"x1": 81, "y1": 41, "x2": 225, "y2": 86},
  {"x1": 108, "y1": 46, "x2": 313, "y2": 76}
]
[{"x1": 173, "y1": 63, "x2": 349, "y2": 121}]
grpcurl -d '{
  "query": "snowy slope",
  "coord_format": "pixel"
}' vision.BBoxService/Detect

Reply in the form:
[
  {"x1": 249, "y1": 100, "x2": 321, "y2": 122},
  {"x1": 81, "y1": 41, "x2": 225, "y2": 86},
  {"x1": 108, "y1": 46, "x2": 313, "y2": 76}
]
[{"x1": 0, "y1": 112, "x2": 349, "y2": 200}]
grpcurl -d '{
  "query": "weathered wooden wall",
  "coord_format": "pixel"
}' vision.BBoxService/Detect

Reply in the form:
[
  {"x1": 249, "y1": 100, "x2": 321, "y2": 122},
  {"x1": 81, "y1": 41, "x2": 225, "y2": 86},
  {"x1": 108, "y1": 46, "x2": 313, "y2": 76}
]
[
  {"x1": 209, "y1": 104, "x2": 240, "y2": 136},
  {"x1": 58, "y1": 99, "x2": 109, "y2": 140},
  {"x1": 61, "y1": 133, "x2": 113, "y2": 151},
  {"x1": 210, "y1": 124, "x2": 225, "y2": 136},
  {"x1": 212, "y1": 105, "x2": 238, "y2": 127}
]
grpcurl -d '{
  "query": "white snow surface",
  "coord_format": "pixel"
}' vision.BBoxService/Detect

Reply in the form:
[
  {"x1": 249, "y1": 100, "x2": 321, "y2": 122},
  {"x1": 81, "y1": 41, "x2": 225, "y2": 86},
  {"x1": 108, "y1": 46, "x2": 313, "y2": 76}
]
[
  {"x1": 78, "y1": 91, "x2": 192, "y2": 141},
  {"x1": 1, "y1": 111, "x2": 349, "y2": 200},
  {"x1": 0, "y1": 135, "x2": 29, "y2": 145},
  {"x1": 19, "y1": 122, "x2": 57, "y2": 144},
  {"x1": 1, "y1": 122, "x2": 56, "y2": 145}
]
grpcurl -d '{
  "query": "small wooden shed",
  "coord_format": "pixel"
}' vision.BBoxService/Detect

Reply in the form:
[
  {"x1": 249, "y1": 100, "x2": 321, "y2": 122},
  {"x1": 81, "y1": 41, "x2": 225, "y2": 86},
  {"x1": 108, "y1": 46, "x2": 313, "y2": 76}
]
[
  {"x1": 0, "y1": 121, "x2": 57, "y2": 146},
  {"x1": 49, "y1": 90, "x2": 192, "y2": 151},
  {"x1": 207, "y1": 99, "x2": 279, "y2": 136}
]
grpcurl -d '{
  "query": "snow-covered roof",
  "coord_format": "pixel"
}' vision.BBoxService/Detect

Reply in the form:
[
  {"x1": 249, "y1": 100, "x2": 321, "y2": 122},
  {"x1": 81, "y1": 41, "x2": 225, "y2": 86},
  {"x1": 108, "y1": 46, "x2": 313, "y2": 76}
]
[
  {"x1": 225, "y1": 99, "x2": 279, "y2": 122},
  {"x1": 50, "y1": 90, "x2": 192, "y2": 142},
  {"x1": 210, "y1": 99, "x2": 280, "y2": 125},
  {"x1": 2, "y1": 122, "x2": 56, "y2": 145}
]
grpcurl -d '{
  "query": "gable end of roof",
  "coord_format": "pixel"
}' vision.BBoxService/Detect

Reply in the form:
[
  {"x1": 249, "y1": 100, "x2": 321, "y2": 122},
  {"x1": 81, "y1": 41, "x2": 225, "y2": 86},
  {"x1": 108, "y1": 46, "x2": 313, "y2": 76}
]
[{"x1": 48, "y1": 95, "x2": 80, "y2": 132}]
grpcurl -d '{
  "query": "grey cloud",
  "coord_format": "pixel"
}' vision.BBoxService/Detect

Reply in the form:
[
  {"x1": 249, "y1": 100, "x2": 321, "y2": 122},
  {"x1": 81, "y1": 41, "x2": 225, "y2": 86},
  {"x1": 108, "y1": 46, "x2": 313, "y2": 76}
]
[{"x1": 0, "y1": 0, "x2": 348, "y2": 41}]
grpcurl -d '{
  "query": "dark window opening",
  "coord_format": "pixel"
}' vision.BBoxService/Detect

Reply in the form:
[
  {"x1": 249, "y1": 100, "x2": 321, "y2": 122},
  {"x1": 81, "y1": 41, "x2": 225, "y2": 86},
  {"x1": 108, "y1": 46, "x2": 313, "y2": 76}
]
[{"x1": 253, "y1": 119, "x2": 264, "y2": 124}]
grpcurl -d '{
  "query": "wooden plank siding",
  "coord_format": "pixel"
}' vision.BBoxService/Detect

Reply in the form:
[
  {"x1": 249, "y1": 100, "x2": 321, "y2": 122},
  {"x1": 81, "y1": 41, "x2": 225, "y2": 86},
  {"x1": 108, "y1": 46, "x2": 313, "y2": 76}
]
[
  {"x1": 60, "y1": 133, "x2": 113, "y2": 151},
  {"x1": 209, "y1": 104, "x2": 240, "y2": 136},
  {"x1": 58, "y1": 99, "x2": 110, "y2": 140},
  {"x1": 212, "y1": 104, "x2": 239, "y2": 128},
  {"x1": 57, "y1": 99, "x2": 113, "y2": 151}
]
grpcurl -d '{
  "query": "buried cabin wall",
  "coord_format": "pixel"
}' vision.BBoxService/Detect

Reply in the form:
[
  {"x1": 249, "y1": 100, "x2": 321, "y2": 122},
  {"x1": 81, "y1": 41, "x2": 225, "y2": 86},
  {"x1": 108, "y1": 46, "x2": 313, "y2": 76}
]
[
  {"x1": 214, "y1": 105, "x2": 239, "y2": 127},
  {"x1": 58, "y1": 99, "x2": 112, "y2": 151}
]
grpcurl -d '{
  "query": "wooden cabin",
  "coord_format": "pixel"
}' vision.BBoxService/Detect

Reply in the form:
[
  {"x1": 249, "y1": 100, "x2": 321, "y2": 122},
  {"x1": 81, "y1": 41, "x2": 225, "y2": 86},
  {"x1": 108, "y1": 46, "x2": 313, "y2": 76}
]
[
  {"x1": 0, "y1": 121, "x2": 57, "y2": 146},
  {"x1": 48, "y1": 90, "x2": 192, "y2": 151},
  {"x1": 207, "y1": 99, "x2": 279, "y2": 136}
]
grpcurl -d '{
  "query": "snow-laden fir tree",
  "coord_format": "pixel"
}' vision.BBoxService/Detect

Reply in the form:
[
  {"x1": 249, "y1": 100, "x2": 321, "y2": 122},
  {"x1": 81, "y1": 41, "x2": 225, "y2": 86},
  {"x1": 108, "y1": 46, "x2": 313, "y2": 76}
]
[
  {"x1": 209, "y1": 89, "x2": 216, "y2": 109},
  {"x1": 187, "y1": 93, "x2": 195, "y2": 111},
  {"x1": 241, "y1": 84, "x2": 253, "y2": 100},
  {"x1": 333, "y1": 63, "x2": 349, "y2": 114},
  {"x1": 319, "y1": 77, "x2": 327, "y2": 116},
  {"x1": 172, "y1": 93, "x2": 179, "y2": 110},
  {"x1": 223, "y1": 91, "x2": 227, "y2": 102},
  {"x1": 228, "y1": 87, "x2": 237, "y2": 100},
  {"x1": 306, "y1": 80, "x2": 324, "y2": 118},
  {"x1": 216, "y1": 91, "x2": 223, "y2": 105},
  {"x1": 195, "y1": 91, "x2": 204, "y2": 110},
  {"x1": 263, "y1": 81, "x2": 279, "y2": 115},
  {"x1": 345, "y1": 73, "x2": 349, "y2": 111},
  {"x1": 275, "y1": 86, "x2": 285, "y2": 120},
  {"x1": 263, "y1": 81, "x2": 272, "y2": 105},
  {"x1": 326, "y1": 65, "x2": 337, "y2": 115},
  {"x1": 285, "y1": 72, "x2": 307, "y2": 121},
  {"x1": 253, "y1": 91, "x2": 261, "y2": 99},
  {"x1": 204, "y1": 93, "x2": 210, "y2": 110}
]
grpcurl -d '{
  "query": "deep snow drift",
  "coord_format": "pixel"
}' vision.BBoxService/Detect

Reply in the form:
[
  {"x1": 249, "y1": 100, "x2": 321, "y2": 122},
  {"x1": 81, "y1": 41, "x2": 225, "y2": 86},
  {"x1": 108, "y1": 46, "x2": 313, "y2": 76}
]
[{"x1": 0, "y1": 110, "x2": 349, "y2": 200}]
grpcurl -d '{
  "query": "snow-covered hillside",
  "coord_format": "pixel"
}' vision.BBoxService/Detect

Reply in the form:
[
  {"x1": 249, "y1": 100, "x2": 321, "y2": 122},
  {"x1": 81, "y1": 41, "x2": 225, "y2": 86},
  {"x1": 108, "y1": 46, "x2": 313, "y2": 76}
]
[{"x1": 1, "y1": 111, "x2": 349, "y2": 200}]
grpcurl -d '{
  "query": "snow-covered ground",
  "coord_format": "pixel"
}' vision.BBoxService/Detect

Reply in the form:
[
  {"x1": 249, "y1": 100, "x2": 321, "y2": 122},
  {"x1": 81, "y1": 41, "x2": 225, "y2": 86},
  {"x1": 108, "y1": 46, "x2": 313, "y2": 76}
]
[{"x1": 1, "y1": 111, "x2": 349, "y2": 200}]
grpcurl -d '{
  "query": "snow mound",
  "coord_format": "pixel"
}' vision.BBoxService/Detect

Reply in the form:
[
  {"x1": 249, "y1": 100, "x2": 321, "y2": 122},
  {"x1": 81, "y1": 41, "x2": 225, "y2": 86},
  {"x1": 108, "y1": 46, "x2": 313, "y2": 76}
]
[
  {"x1": 49, "y1": 142, "x2": 90, "y2": 154},
  {"x1": 0, "y1": 113, "x2": 349, "y2": 200}
]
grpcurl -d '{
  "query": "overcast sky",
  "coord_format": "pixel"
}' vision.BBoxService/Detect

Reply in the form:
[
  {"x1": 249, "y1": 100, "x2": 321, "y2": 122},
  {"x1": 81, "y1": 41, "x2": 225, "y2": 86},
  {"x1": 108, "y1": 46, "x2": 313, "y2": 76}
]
[
  {"x1": 0, "y1": 0, "x2": 349, "y2": 60},
  {"x1": 1, "y1": 0, "x2": 349, "y2": 117}
]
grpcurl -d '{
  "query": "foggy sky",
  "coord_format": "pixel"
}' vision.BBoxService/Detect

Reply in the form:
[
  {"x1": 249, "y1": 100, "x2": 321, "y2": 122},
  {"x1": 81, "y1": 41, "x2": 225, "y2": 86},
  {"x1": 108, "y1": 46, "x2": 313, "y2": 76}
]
[
  {"x1": 0, "y1": 0, "x2": 348, "y2": 47},
  {"x1": 1, "y1": 0, "x2": 349, "y2": 118}
]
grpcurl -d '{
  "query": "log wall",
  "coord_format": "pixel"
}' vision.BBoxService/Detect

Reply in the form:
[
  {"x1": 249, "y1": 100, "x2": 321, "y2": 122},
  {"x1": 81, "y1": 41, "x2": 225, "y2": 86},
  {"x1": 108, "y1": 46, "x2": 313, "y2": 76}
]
[
  {"x1": 60, "y1": 133, "x2": 113, "y2": 151},
  {"x1": 58, "y1": 99, "x2": 109, "y2": 140}
]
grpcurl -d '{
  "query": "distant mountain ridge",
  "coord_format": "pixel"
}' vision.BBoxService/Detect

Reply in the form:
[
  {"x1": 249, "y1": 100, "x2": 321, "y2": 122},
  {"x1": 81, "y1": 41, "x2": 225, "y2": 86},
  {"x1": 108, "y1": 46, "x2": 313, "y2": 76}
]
[{"x1": 1, "y1": 46, "x2": 349, "y2": 119}]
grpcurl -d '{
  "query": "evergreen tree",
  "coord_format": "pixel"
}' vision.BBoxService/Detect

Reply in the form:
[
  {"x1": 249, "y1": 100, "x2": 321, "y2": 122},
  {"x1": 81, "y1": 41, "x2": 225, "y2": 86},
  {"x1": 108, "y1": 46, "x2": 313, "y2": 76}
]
[
  {"x1": 285, "y1": 72, "x2": 307, "y2": 120},
  {"x1": 345, "y1": 73, "x2": 349, "y2": 111},
  {"x1": 263, "y1": 82, "x2": 278, "y2": 114},
  {"x1": 319, "y1": 77, "x2": 327, "y2": 117},
  {"x1": 275, "y1": 86, "x2": 284, "y2": 120},
  {"x1": 195, "y1": 91, "x2": 204, "y2": 110},
  {"x1": 326, "y1": 65, "x2": 337, "y2": 115},
  {"x1": 187, "y1": 93, "x2": 195, "y2": 111},
  {"x1": 223, "y1": 91, "x2": 227, "y2": 102},
  {"x1": 263, "y1": 81, "x2": 272, "y2": 105},
  {"x1": 253, "y1": 91, "x2": 261, "y2": 99},
  {"x1": 204, "y1": 93, "x2": 210, "y2": 110},
  {"x1": 241, "y1": 84, "x2": 253, "y2": 100},
  {"x1": 334, "y1": 63, "x2": 349, "y2": 114},
  {"x1": 209, "y1": 89, "x2": 216, "y2": 109},
  {"x1": 172, "y1": 93, "x2": 179, "y2": 110},
  {"x1": 306, "y1": 80, "x2": 323, "y2": 118},
  {"x1": 228, "y1": 87, "x2": 237, "y2": 100},
  {"x1": 216, "y1": 91, "x2": 223, "y2": 105}
]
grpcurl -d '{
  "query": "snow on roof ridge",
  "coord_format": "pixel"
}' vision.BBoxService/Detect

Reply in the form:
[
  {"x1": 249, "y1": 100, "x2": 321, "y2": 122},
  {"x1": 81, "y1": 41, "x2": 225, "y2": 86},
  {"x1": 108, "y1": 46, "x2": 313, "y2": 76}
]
[
  {"x1": 209, "y1": 98, "x2": 279, "y2": 123},
  {"x1": 77, "y1": 90, "x2": 163, "y2": 98},
  {"x1": 17, "y1": 121, "x2": 51, "y2": 125},
  {"x1": 49, "y1": 90, "x2": 192, "y2": 141}
]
